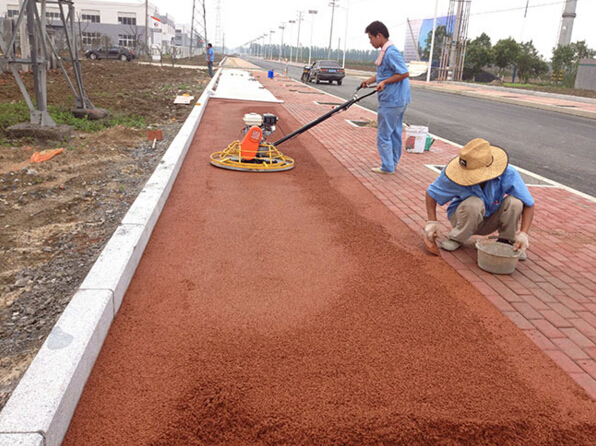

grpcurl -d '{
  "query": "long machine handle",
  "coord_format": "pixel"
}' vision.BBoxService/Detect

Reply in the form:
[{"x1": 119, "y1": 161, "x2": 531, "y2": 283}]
[{"x1": 273, "y1": 88, "x2": 378, "y2": 147}]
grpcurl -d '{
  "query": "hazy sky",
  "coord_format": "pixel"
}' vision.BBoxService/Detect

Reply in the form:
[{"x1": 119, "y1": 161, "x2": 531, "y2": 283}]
[{"x1": 122, "y1": 0, "x2": 595, "y2": 60}]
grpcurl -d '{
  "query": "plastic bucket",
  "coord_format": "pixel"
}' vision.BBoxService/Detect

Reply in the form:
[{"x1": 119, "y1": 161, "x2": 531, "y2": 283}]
[
  {"x1": 405, "y1": 125, "x2": 428, "y2": 154},
  {"x1": 268, "y1": 70, "x2": 274, "y2": 79},
  {"x1": 475, "y1": 240, "x2": 521, "y2": 275}
]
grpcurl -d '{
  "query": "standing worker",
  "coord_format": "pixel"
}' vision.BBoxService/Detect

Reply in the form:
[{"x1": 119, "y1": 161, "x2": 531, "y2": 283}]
[
  {"x1": 206, "y1": 43, "x2": 214, "y2": 77},
  {"x1": 424, "y1": 138, "x2": 534, "y2": 260},
  {"x1": 360, "y1": 21, "x2": 410, "y2": 174}
]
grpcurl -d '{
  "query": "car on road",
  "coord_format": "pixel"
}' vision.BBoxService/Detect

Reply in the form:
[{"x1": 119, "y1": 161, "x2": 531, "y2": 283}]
[
  {"x1": 85, "y1": 46, "x2": 136, "y2": 62},
  {"x1": 301, "y1": 60, "x2": 345, "y2": 85}
]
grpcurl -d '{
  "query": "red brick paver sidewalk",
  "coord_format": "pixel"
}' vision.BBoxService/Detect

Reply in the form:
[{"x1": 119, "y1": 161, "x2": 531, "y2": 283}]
[{"x1": 259, "y1": 72, "x2": 596, "y2": 398}]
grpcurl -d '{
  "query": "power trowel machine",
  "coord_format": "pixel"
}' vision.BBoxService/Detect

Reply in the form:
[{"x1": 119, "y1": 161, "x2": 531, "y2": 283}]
[{"x1": 210, "y1": 86, "x2": 378, "y2": 172}]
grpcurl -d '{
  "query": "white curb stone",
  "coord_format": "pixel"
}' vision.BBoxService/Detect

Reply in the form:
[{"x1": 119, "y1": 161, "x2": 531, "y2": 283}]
[
  {"x1": 79, "y1": 224, "x2": 145, "y2": 313},
  {"x1": 0, "y1": 290, "x2": 113, "y2": 446},
  {"x1": 0, "y1": 434, "x2": 44, "y2": 446}
]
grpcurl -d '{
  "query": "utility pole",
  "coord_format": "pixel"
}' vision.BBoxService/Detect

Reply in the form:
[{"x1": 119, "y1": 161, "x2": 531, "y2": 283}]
[
  {"x1": 342, "y1": 0, "x2": 349, "y2": 68},
  {"x1": 557, "y1": 0, "x2": 577, "y2": 47},
  {"x1": 215, "y1": 0, "x2": 222, "y2": 53},
  {"x1": 448, "y1": 0, "x2": 463, "y2": 81},
  {"x1": 145, "y1": 0, "x2": 149, "y2": 56},
  {"x1": 327, "y1": 0, "x2": 339, "y2": 59},
  {"x1": 512, "y1": 0, "x2": 530, "y2": 83},
  {"x1": 296, "y1": 11, "x2": 303, "y2": 63},
  {"x1": 426, "y1": 0, "x2": 438, "y2": 83},
  {"x1": 308, "y1": 10, "x2": 317, "y2": 65}
]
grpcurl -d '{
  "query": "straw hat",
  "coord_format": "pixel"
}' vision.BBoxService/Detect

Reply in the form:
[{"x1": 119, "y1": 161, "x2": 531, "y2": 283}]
[{"x1": 445, "y1": 138, "x2": 508, "y2": 186}]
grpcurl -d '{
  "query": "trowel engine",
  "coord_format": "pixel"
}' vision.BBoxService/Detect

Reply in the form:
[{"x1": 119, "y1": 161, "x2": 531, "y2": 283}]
[
  {"x1": 210, "y1": 85, "x2": 378, "y2": 172},
  {"x1": 239, "y1": 113, "x2": 279, "y2": 159}
]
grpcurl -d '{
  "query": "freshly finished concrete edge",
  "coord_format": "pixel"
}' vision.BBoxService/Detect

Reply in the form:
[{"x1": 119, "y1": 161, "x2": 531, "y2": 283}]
[{"x1": 0, "y1": 68, "x2": 224, "y2": 446}]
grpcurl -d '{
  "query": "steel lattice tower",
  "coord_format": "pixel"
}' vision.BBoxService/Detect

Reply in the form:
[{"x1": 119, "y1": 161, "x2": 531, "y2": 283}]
[
  {"x1": 191, "y1": 0, "x2": 208, "y2": 56},
  {"x1": 0, "y1": 0, "x2": 98, "y2": 126},
  {"x1": 437, "y1": 0, "x2": 471, "y2": 82}
]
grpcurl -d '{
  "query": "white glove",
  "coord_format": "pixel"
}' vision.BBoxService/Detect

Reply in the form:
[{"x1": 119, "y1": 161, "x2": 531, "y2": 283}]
[
  {"x1": 425, "y1": 221, "x2": 439, "y2": 240},
  {"x1": 514, "y1": 231, "x2": 529, "y2": 252}
]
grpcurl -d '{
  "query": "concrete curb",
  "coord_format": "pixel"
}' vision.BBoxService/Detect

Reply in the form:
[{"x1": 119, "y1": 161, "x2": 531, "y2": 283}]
[
  {"x1": 411, "y1": 82, "x2": 596, "y2": 121},
  {"x1": 440, "y1": 81, "x2": 596, "y2": 105},
  {"x1": 0, "y1": 68, "x2": 224, "y2": 446}
]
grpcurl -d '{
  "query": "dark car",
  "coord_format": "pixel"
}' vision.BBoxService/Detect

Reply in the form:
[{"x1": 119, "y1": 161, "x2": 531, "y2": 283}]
[
  {"x1": 85, "y1": 46, "x2": 135, "y2": 62},
  {"x1": 301, "y1": 60, "x2": 345, "y2": 85}
]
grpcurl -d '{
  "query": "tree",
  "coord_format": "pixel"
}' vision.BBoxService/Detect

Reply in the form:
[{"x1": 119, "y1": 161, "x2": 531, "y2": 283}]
[
  {"x1": 552, "y1": 40, "x2": 596, "y2": 87},
  {"x1": 493, "y1": 38, "x2": 520, "y2": 78},
  {"x1": 465, "y1": 33, "x2": 493, "y2": 77},
  {"x1": 516, "y1": 41, "x2": 548, "y2": 83},
  {"x1": 423, "y1": 25, "x2": 450, "y2": 62}
]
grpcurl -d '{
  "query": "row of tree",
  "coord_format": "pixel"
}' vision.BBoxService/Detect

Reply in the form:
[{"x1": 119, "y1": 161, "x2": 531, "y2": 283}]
[
  {"x1": 464, "y1": 31, "x2": 595, "y2": 85},
  {"x1": 248, "y1": 43, "x2": 379, "y2": 63}
]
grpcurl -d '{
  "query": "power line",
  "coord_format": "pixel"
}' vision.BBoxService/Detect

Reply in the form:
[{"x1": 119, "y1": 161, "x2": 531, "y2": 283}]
[{"x1": 471, "y1": 0, "x2": 584, "y2": 16}]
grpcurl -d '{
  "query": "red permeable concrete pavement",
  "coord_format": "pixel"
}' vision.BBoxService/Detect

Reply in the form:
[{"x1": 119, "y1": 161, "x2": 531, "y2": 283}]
[{"x1": 63, "y1": 99, "x2": 596, "y2": 445}]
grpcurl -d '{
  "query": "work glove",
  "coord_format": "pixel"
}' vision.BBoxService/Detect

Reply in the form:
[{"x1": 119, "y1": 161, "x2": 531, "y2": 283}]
[
  {"x1": 425, "y1": 221, "x2": 439, "y2": 241},
  {"x1": 514, "y1": 231, "x2": 529, "y2": 252}
]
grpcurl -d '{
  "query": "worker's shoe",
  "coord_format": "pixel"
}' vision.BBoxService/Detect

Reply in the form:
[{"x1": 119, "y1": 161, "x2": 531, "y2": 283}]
[
  {"x1": 518, "y1": 250, "x2": 527, "y2": 261},
  {"x1": 371, "y1": 167, "x2": 394, "y2": 174},
  {"x1": 441, "y1": 239, "x2": 462, "y2": 251}
]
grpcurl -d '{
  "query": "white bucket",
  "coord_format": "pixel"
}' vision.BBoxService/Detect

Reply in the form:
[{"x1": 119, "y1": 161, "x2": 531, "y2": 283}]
[{"x1": 405, "y1": 125, "x2": 428, "y2": 154}]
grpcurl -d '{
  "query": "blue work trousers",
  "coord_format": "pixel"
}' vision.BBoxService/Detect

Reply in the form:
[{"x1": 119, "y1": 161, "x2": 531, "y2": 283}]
[
  {"x1": 376, "y1": 105, "x2": 407, "y2": 173},
  {"x1": 208, "y1": 61, "x2": 214, "y2": 77}
]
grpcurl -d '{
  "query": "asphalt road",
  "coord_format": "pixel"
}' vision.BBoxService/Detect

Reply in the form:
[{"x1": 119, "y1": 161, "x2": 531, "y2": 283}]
[{"x1": 246, "y1": 57, "x2": 596, "y2": 197}]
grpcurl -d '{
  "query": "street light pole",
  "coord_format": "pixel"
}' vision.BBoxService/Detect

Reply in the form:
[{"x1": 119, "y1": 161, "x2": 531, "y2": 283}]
[
  {"x1": 296, "y1": 11, "x2": 303, "y2": 63},
  {"x1": 308, "y1": 10, "x2": 317, "y2": 65},
  {"x1": 269, "y1": 31, "x2": 275, "y2": 58},
  {"x1": 289, "y1": 20, "x2": 296, "y2": 62},
  {"x1": 262, "y1": 34, "x2": 267, "y2": 58},
  {"x1": 342, "y1": 0, "x2": 349, "y2": 68},
  {"x1": 327, "y1": 0, "x2": 339, "y2": 59},
  {"x1": 279, "y1": 23, "x2": 285, "y2": 61}
]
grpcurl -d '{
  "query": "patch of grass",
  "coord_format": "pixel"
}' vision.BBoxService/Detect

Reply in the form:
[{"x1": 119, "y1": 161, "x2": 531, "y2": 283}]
[
  {"x1": 109, "y1": 114, "x2": 146, "y2": 128},
  {"x1": 49, "y1": 106, "x2": 107, "y2": 132},
  {"x1": 0, "y1": 102, "x2": 147, "y2": 133},
  {"x1": 0, "y1": 102, "x2": 30, "y2": 129}
]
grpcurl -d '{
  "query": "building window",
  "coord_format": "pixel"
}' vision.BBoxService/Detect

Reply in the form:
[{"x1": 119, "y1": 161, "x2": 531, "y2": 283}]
[
  {"x1": 7, "y1": 5, "x2": 19, "y2": 18},
  {"x1": 82, "y1": 32, "x2": 101, "y2": 46},
  {"x1": 118, "y1": 12, "x2": 136, "y2": 26},
  {"x1": 46, "y1": 10, "x2": 61, "y2": 20},
  {"x1": 81, "y1": 10, "x2": 100, "y2": 23},
  {"x1": 118, "y1": 34, "x2": 136, "y2": 48}
]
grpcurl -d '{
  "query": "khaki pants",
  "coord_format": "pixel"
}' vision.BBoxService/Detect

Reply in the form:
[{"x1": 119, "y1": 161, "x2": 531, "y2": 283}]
[{"x1": 448, "y1": 196, "x2": 523, "y2": 243}]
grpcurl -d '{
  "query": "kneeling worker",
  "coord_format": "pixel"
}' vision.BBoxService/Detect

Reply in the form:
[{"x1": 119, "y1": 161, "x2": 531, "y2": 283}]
[{"x1": 424, "y1": 138, "x2": 534, "y2": 260}]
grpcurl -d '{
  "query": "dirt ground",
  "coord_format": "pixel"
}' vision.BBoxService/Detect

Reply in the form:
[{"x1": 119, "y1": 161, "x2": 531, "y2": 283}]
[{"x1": 0, "y1": 60, "x2": 210, "y2": 408}]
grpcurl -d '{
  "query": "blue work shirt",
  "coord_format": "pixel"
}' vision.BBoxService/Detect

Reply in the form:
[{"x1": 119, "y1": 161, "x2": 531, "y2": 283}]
[
  {"x1": 377, "y1": 45, "x2": 411, "y2": 107},
  {"x1": 427, "y1": 165, "x2": 535, "y2": 220},
  {"x1": 207, "y1": 47, "x2": 214, "y2": 62}
]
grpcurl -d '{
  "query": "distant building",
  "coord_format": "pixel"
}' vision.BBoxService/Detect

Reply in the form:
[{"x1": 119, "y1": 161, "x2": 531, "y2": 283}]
[{"x1": 0, "y1": 0, "x2": 195, "y2": 56}]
